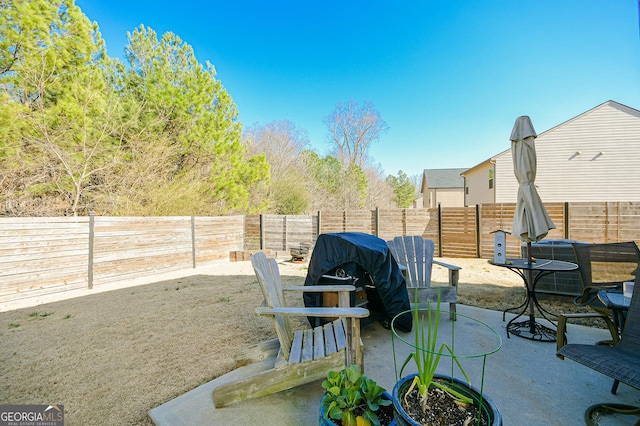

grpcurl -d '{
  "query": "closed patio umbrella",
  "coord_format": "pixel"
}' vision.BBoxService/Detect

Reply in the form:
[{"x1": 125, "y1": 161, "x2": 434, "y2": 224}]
[
  {"x1": 511, "y1": 115, "x2": 555, "y2": 259},
  {"x1": 510, "y1": 115, "x2": 556, "y2": 336}
]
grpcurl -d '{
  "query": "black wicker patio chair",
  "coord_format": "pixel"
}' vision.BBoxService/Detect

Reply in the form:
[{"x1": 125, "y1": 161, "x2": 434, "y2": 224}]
[
  {"x1": 572, "y1": 241, "x2": 640, "y2": 323},
  {"x1": 556, "y1": 270, "x2": 640, "y2": 424}
]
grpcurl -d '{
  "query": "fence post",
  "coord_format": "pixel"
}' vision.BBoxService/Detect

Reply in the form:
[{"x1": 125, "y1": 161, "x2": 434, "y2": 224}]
[
  {"x1": 191, "y1": 216, "x2": 196, "y2": 268},
  {"x1": 88, "y1": 211, "x2": 95, "y2": 289},
  {"x1": 403, "y1": 208, "x2": 407, "y2": 236},
  {"x1": 260, "y1": 214, "x2": 264, "y2": 250},
  {"x1": 475, "y1": 204, "x2": 481, "y2": 258},
  {"x1": 284, "y1": 215, "x2": 288, "y2": 251},
  {"x1": 437, "y1": 204, "x2": 443, "y2": 257},
  {"x1": 375, "y1": 207, "x2": 379, "y2": 236},
  {"x1": 564, "y1": 202, "x2": 569, "y2": 239},
  {"x1": 317, "y1": 210, "x2": 322, "y2": 237}
]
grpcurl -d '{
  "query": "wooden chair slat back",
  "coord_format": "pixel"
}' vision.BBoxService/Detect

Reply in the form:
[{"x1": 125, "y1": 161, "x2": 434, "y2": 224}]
[
  {"x1": 251, "y1": 252, "x2": 294, "y2": 360},
  {"x1": 391, "y1": 236, "x2": 434, "y2": 289}
]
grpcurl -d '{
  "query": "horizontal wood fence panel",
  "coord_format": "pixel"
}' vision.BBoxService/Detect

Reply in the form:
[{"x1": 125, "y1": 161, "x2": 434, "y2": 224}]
[
  {"x1": 618, "y1": 203, "x2": 640, "y2": 243},
  {"x1": 343, "y1": 210, "x2": 375, "y2": 234},
  {"x1": 194, "y1": 216, "x2": 244, "y2": 264},
  {"x1": 2, "y1": 202, "x2": 640, "y2": 305},
  {"x1": 262, "y1": 215, "x2": 286, "y2": 251},
  {"x1": 318, "y1": 211, "x2": 347, "y2": 234},
  {"x1": 376, "y1": 208, "x2": 437, "y2": 243},
  {"x1": 479, "y1": 203, "x2": 518, "y2": 258},
  {"x1": 569, "y1": 202, "x2": 618, "y2": 243},
  {"x1": 244, "y1": 214, "x2": 318, "y2": 252},
  {"x1": 92, "y1": 217, "x2": 193, "y2": 286},
  {"x1": 0, "y1": 215, "x2": 247, "y2": 304},
  {"x1": 568, "y1": 202, "x2": 640, "y2": 246},
  {"x1": 544, "y1": 203, "x2": 567, "y2": 239},
  {"x1": 92, "y1": 253, "x2": 192, "y2": 282},
  {"x1": 319, "y1": 210, "x2": 376, "y2": 235},
  {"x1": 441, "y1": 207, "x2": 477, "y2": 258},
  {"x1": 479, "y1": 203, "x2": 566, "y2": 258},
  {"x1": 0, "y1": 218, "x2": 90, "y2": 302},
  {"x1": 408, "y1": 208, "x2": 438, "y2": 240},
  {"x1": 0, "y1": 272, "x2": 87, "y2": 297},
  {"x1": 243, "y1": 215, "x2": 262, "y2": 251},
  {"x1": 376, "y1": 209, "x2": 406, "y2": 240}
]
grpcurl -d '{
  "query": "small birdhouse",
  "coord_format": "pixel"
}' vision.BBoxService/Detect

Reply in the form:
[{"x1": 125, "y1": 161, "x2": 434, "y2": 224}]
[{"x1": 491, "y1": 230, "x2": 510, "y2": 264}]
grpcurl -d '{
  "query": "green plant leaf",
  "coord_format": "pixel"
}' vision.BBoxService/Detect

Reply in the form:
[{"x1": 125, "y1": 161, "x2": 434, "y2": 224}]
[
  {"x1": 403, "y1": 287, "x2": 472, "y2": 404},
  {"x1": 321, "y1": 366, "x2": 389, "y2": 424}
]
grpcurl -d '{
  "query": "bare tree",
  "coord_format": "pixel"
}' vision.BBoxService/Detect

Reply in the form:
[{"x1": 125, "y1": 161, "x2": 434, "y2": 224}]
[
  {"x1": 243, "y1": 120, "x2": 311, "y2": 213},
  {"x1": 410, "y1": 173, "x2": 422, "y2": 197},
  {"x1": 244, "y1": 120, "x2": 309, "y2": 177},
  {"x1": 364, "y1": 164, "x2": 395, "y2": 209},
  {"x1": 324, "y1": 99, "x2": 389, "y2": 168}
]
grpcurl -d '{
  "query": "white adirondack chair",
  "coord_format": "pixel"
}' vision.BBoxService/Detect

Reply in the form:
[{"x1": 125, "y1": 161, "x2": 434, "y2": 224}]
[
  {"x1": 386, "y1": 236, "x2": 460, "y2": 320},
  {"x1": 212, "y1": 252, "x2": 369, "y2": 408}
]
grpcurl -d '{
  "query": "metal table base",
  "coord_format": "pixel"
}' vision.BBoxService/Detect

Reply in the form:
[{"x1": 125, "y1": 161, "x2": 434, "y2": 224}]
[{"x1": 494, "y1": 258, "x2": 579, "y2": 343}]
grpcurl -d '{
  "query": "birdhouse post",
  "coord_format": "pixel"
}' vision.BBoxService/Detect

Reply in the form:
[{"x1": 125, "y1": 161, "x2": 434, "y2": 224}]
[{"x1": 491, "y1": 230, "x2": 509, "y2": 264}]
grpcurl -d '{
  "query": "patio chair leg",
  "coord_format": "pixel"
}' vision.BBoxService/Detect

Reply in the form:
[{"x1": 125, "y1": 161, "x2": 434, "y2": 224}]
[{"x1": 611, "y1": 379, "x2": 620, "y2": 395}]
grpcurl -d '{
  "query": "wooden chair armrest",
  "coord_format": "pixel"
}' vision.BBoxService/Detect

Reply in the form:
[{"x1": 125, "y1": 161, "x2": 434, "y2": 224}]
[
  {"x1": 556, "y1": 312, "x2": 620, "y2": 358},
  {"x1": 433, "y1": 260, "x2": 462, "y2": 271},
  {"x1": 432, "y1": 260, "x2": 461, "y2": 287},
  {"x1": 256, "y1": 306, "x2": 369, "y2": 318},
  {"x1": 282, "y1": 285, "x2": 356, "y2": 293}
]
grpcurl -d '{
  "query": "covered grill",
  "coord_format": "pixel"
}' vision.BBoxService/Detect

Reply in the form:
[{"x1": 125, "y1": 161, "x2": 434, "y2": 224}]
[{"x1": 303, "y1": 232, "x2": 412, "y2": 331}]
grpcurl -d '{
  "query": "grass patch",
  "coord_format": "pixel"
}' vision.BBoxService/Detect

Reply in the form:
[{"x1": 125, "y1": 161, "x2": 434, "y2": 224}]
[
  {"x1": 457, "y1": 284, "x2": 603, "y2": 327},
  {"x1": 28, "y1": 311, "x2": 54, "y2": 319}
]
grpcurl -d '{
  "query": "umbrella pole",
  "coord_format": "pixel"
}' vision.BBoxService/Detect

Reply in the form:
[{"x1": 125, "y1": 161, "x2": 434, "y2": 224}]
[{"x1": 526, "y1": 242, "x2": 535, "y2": 333}]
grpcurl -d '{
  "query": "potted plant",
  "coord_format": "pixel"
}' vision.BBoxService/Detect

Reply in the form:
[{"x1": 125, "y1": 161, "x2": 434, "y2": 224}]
[
  {"x1": 320, "y1": 365, "x2": 396, "y2": 426},
  {"x1": 391, "y1": 290, "x2": 502, "y2": 426}
]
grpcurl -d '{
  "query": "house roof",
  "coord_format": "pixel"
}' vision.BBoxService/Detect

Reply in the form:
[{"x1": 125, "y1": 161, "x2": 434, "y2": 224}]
[
  {"x1": 460, "y1": 159, "x2": 492, "y2": 176},
  {"x1": 422, "y1": 168, "x2": 467, "y2": 191}
]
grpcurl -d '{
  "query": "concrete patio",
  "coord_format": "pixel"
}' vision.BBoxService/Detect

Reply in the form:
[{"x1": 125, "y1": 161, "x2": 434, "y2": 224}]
[{"x1": 149, "y1": 304, "x2": 639, "y2": 425}]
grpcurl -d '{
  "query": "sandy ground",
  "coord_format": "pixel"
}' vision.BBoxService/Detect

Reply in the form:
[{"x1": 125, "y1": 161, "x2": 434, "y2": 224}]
[{"x1": 0, "y1": 257, "x2": 590, "y2": 425}]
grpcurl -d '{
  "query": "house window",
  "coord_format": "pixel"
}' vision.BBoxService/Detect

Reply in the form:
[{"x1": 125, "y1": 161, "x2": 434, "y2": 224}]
[
  {"x1": 465, "y1": 186, "x2": 469, "y2": 195},
  {"x1": 489, "y1": 169, "x2": 494, "y2": 189}
]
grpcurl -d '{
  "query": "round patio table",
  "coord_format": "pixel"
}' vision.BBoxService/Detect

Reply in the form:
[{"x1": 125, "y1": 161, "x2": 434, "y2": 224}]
[
  {"x1": 490, "y1": 258, "x2": 578, "y2": 342},
  {"x1": 598, "y1": 288, "x2": 631, "y2": 335}
]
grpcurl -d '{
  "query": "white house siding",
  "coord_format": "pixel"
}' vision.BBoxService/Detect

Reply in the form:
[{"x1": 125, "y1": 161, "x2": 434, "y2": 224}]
[
  {"x1": 463, "y1": 161, "x2": 494, "y2": 206},
  {"x1": 494, "y1": 101, "x2": 640, "y2": 203}
]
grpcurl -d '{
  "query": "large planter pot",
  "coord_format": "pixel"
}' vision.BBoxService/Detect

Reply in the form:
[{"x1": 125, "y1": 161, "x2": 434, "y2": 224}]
[
  {"x1": 392, "y1": 374, "x2": 502, "y2": 426},
  {"x1": 319, "y1": 391, "x2": 397, "y2": 426}
]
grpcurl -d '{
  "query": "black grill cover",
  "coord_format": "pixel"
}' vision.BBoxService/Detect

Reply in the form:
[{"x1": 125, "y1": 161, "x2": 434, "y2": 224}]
[{"x1": 303, "y1": 232, "x2": 412, "y2": 332}]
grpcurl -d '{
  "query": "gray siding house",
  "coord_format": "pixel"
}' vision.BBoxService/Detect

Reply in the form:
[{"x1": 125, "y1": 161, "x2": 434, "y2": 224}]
[
  {"x1": 419, "y1": 168, "x2": 467, "y2": 208},
  {"x1": 462, "y1": 100, "x2": 640, "y2": 206}
]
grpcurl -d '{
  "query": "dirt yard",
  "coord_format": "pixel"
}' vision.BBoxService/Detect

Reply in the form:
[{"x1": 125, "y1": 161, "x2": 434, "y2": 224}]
[{"x1": 0, "y1": 257, "x2": 594, "y2": 425}]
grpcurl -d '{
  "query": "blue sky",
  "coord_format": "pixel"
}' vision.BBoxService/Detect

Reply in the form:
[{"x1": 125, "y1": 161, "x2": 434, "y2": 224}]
[{"x1": 75, "y1": 0, "x2": 640, "y2": 178}]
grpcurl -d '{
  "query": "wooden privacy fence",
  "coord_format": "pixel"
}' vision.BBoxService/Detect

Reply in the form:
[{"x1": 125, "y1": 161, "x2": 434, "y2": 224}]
[
  {"x1": 0, "y1": 215, "x2": 244, "y2": 304},
  {"x1": 2, "y1": 202, "x2": 640, "y2": 305},
  {"x1": 247, "y1": 202, "x2": 640, "y2": 259}
]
